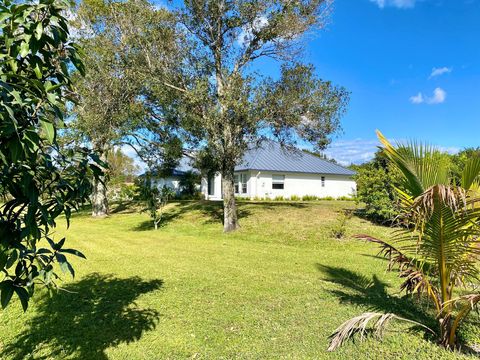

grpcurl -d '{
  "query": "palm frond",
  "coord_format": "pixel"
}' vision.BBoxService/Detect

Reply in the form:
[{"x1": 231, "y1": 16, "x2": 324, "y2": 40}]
[
  {"x1": 376, "y1": 130, "x2": 450, "y2": 198},
  {"x1": 461, "y1": 156, "x2": 480, "y2": 191},
  {"x1": 355, "y1": 234, "x2": 441, "y2": 310},
  {"x1": 328, "y1": 312, "x2": 435, "y2": 351}
]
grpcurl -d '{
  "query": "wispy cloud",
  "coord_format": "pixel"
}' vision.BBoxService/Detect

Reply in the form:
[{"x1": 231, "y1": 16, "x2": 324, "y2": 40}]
[
  {"x1": 410, "y1": 87, "x2": 446, "y2": 105},
  {"x1": 370, "y1": 0, "x2": 416, "y2": 9},
  {"x1": 323, "y1": 139, "x2": 380, "y2": 166},
  {"x1": 429, "y1": 66, "x2": 452, "y2": 79},
  {"x1": 409, "y1": 92, "x2": 424, "y2": 104}
]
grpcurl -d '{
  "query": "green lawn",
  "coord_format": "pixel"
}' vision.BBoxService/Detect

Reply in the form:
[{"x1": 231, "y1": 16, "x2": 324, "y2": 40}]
[{"x1": 0, "y1": 201, "x2": 478, "y2": 359}]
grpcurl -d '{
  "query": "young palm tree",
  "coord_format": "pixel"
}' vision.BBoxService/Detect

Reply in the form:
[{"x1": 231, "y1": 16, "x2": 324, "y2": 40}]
[{"x1": 328, "y1": 131, "x2": 480, "y2": 351}]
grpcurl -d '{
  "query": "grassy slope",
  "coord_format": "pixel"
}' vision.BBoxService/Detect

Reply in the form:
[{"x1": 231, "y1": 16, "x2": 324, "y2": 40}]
[{"x1": 0, "y1": 201, "x2": 478, "y2": 359}]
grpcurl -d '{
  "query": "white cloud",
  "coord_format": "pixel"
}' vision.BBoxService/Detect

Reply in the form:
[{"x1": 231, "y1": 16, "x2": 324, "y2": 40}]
[
  {"x1": 323, "y1": 139, "x2": 380, "y2": 166},
  {"x1": 429, "y1": 66, "x2": 452, "y2": 79},
  {"x1": 370, "y1": 0, "x2": 416, "y2": 9},
  {"x1": 409, "y1": 92, "x2": 424, "y2": 104},
  {"x1": 427, "y1": 87, "x2": 447, "y2": 104},
  {"x1": 410, "y1": 87, "x2": 446, "y2": 105}
]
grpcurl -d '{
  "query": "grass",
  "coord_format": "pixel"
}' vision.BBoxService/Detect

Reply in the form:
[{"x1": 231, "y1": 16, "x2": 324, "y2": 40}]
[{"x1": 0, "y1": 201, "x2": 478, "y2": 359}]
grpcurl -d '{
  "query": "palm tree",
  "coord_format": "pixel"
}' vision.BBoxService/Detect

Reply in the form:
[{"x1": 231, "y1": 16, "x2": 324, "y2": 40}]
[{"x1": 328, "y1": 131, "x2": 480, "y2": 351}]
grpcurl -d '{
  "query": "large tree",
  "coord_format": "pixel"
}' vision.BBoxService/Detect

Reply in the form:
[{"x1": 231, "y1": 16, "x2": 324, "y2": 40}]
[
  {"x1": 175, "y1": 0, "x2": 349, "y2": 232},
  {"x1": 71, "y1": 0, "x2": 182, "y2": 216},
  {"x1": 0, "y1": 0, "x2": 101, "y2": 310}
]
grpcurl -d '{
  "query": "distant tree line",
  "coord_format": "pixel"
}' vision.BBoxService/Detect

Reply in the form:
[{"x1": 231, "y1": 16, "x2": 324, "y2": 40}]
[{"x1": 353, "y1": 147, "x2": 480, "y2": 224}]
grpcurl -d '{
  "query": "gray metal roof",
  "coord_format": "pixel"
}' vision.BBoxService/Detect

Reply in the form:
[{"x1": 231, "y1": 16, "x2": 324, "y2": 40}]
[{"x1": 234, "y1": 141, "x2": 355, "y2": 176}]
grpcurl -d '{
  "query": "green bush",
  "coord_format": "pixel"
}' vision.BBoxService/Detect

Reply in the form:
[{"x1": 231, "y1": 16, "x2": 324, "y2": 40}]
[
  {"x1": 336, "y1": 196, "x2": 354, "y2": 201},
  {"x1": 289, "y1": 195, "x2": 301, "y2": 201},
  {"x1": 274, "y1": 196, "x2": 285, "y2": 201},
  {"x1": 320, "y1": 196, "x2": 335, "y2": 201},
  {"x1": 302, "y1": 195, "x2": 318, "y2": 201},
  {"x1": 352, "y1": 152, "x2": 401, "y2": 223}
]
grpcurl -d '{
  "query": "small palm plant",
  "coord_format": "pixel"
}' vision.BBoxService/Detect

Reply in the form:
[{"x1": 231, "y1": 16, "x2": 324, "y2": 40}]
[{"x1": 329, "y1": 131, "x2": 480, "y2": 351}]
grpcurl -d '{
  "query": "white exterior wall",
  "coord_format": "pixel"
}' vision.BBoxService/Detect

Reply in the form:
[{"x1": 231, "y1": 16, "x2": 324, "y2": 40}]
[
  {"x1": 202, "y1": 171, "x2": 356, "y2": 200},
  {"x1": 249, "y1": 171, "x2": 355, "y2": 199}
]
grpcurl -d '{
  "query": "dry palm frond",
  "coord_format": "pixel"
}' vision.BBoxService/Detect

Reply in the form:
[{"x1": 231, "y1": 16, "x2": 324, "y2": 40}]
[
  {"x1": 328, "y1": 312, "x2": 435, "y2": 351},
  {"x1": 355, "y1": 234, "x2": 410, "y2": 271},
  {"x1": 355, "y1": 234, "x2": 441, "y2": 308}
]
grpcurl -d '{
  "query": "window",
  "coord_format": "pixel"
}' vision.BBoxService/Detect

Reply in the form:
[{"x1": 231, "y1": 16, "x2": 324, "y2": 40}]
[
  {"x1": 241, "y1": 174, "x2": 247, "y2": 194},
  {"x1": 235, "y1": 173, "x2": 248, "y2": 194},
  {"x1": 234, "y1": 174, "x2": 240, "y2": 194},
  {"x1": 321, "y1": 176, "x2": 325, "y2": 187},
  {"x1": 272, "y1": 175, "x2": 285, "y2": 190}
]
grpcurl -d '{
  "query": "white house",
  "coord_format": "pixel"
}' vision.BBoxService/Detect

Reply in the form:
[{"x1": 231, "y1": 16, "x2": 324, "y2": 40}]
[{"x1": 200, "y1": 141, "x2": 356, "y2": 200}]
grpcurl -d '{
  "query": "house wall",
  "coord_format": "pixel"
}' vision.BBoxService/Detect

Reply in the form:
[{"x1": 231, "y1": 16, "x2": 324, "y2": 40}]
[
  {"x1": 250, "y1": 171, "x2": 356, "y2": 199},
  {"x1": 202, "y1": 171, "x2": 356, "y2": 200}
]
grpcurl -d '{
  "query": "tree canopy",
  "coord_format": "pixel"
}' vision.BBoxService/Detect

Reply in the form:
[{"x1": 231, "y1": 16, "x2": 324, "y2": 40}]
[{"x1": 0, "y1": 0, "x2": 102, "y2": 310}]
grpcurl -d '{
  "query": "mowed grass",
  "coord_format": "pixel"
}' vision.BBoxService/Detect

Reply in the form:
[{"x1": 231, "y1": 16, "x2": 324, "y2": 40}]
[{"x1": 0, "y1": 201, "x2": 478, "y2": 359}]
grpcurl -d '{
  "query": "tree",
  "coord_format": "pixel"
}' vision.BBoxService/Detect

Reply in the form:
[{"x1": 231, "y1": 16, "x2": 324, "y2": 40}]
[
  {"x1": 71, "y1": 0, "x2": 181, "y2": 217},
  {"x1": 174, "y1": 0, "x2": 349, "y2": 232},
  {"x1": 0, "y1": 0, "x2": 102, "y2": 310},
  {"x1": 107, "y1": 148, "x2": 139, "y2": 185},
  {"x1": 137, "y1": 175, "x2": 175, "y2": 230},
  {"x1": 329, "y1": 131, "x2": 480, "y2": 351}
]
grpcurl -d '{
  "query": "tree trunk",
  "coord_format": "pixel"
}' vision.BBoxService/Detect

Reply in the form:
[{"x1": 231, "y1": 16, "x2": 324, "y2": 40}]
[
  {"x1": 92, "y1": 145, "x2": 109, "y2": 217},
  {"x1": 222, "y1": 171, "x2": 239, "y2": 232}
]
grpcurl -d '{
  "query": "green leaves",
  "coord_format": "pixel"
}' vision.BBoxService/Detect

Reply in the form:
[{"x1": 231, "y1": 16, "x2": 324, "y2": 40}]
[
  {"x1": 0, "y1": 0, "x2": 102, "y2": 312},
  {"x1": 40, "y1": 120, "x2": 55, "y2": 143},
  {"x1": 0, "y1": 281, "x2": 14, "y2": 309}
]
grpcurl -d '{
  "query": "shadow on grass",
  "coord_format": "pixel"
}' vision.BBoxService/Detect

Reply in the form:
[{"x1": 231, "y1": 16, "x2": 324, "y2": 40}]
[
  {"x1": 5, "y1": 273, "x2": 163, "y2": 360},
  {"x1": 132, "y1": 200, "x2": 254, "y2": 231},
  {"x1": 316, "y1": 265, "x2": 436, "y2": 332}
]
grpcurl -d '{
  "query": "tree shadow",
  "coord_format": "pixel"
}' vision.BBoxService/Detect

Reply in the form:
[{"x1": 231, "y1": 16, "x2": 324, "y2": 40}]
[
  {"x1": 5, "y1": 273, "x2": 163, "y2": 360},
  {"x1": 316, "y1": 264, "x2": 436, "y2": 331},
  {"x1": 131, "y1": 200, "x2": 253, "y2": 230}
]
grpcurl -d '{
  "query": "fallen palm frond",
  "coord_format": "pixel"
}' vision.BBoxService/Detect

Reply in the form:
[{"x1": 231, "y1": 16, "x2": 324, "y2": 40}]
[{"x1": 328, "y1": 312, "x2": 435, "y2": 352}]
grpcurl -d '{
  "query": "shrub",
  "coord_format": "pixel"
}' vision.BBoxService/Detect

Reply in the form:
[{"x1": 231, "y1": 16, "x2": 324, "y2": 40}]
[
  {"x1": 289, "y1": 195, "x2": 301, "y2": 201},
  {"x1": 320, "y1": 196, "x2": 335, "y2": 201},
  {"x1": 302, "y1": 195, "x2": 318, "y2": 201},
  {"x1": 274, "y1": 196, "x2": 285, "y2": 201},
  {"x1": 353, "y1": 152, "x2": 401, "y2": 224},
  {"x1": 336, "y1": 196, "x2": 354, "y2": 201},
  {"x1": 330, "y1": 211, "x2": 352, "y2": 239}
]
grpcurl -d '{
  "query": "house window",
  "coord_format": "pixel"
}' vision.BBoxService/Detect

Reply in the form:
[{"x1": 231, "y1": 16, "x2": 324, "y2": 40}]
[
  {"x1": 241, "y1": 174, "x2": 247, "y2": 194},
  {"x1": 234, "y1": 174, "x2": 240, "y2": 194},
  {"x1": 272, "y1": 175, "x2": 285, "y2": 190},
  {"x1": 321, "y1": 176, "x2": 325, "y2": 187},
  {"x1": 235, "y1": 173, "x2": 248, "y2": 194}
]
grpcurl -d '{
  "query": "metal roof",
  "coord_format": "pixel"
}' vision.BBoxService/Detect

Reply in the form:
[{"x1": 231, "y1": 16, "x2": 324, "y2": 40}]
[{"x1": 234, "y1": 141, "x2": 355, "y2": 176}]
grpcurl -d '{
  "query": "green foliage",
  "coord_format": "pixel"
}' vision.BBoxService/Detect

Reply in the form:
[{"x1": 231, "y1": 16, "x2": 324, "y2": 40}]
[
  {"x1": 302, "y1": 195, "x2": 318, "y2": 201},
  {"x1": 274, "y1": 196, "x2": 285, "y2": 201},
  {"x1": 0, "y1": 0, "x2": 102, "y2": 310},
  {"x1": 289, "y1": 195, "x2": 301, "y2": 201},
  {"x1": 107, "y1": 148, "x2": 139, "y2": 185},
  {"x1": 353, "y1": 152, "x2": 401, "y2": 223}
]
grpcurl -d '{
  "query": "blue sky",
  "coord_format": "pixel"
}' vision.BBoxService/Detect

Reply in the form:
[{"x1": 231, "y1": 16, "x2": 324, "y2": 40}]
[
  {"x1": 141, "y1": 0, "x2": 479, "y2": 167},
  {"x1": 305, "y1": 0, "x2": 480, "y2": 164}
]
